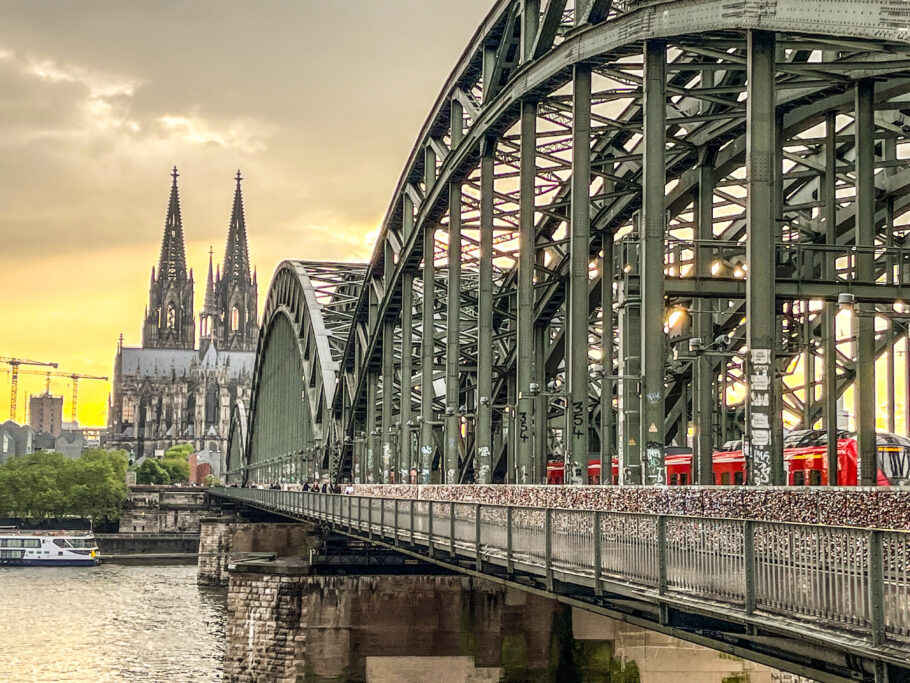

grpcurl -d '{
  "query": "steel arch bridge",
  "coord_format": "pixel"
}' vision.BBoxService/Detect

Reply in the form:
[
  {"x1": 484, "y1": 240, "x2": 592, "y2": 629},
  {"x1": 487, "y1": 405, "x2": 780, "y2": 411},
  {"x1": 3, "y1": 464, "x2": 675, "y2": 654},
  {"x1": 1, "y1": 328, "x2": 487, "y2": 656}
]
[{"x1": 229, "y1": 0, "x2": 910, "y2": 489}]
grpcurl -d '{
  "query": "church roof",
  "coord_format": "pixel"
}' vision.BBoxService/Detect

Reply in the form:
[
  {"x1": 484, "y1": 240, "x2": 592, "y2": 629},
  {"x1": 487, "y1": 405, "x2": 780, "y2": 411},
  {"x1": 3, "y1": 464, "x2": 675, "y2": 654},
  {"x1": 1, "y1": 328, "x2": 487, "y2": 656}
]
[
  {"x1": 157, "y1": 167, "x2": 189, "y2": 283},
  {"x1": 119, "y1": 347, "x2": 254, "y2": 379}
]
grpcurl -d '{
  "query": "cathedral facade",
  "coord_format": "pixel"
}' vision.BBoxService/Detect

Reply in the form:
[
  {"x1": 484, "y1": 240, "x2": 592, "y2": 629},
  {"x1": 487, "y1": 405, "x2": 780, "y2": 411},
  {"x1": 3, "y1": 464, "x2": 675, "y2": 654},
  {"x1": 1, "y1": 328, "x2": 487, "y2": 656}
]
[{"x1": 108, "y1": 168, "x2": 259, "y2": 466}]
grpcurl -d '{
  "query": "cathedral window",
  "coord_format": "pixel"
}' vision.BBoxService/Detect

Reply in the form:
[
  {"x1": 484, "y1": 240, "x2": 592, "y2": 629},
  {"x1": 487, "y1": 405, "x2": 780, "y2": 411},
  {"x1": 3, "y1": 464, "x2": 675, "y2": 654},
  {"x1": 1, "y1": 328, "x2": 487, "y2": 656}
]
[
  {"x1": 166, "y1": 304, "x2": 177, "y2": 329},
  {"x1": 122, "y1": 401, "x2": 135, "y2": 423},
  {"x1": 231, "y1": 307, "x2": 240, "y2": 331}
]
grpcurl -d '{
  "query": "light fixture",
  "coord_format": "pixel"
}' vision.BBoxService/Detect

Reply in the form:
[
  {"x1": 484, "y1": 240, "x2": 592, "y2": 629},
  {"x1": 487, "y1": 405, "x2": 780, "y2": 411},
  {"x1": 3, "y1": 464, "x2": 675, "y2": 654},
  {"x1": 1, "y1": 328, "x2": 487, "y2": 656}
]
[{"x1": 837, "y1": 292, "x2": 855, "y2": 310}]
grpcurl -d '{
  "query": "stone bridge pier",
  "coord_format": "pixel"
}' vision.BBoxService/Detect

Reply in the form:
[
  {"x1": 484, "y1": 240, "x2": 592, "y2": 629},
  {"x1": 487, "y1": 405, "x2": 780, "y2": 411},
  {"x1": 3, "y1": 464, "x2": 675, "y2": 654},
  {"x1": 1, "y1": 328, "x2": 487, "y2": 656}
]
[{"x1": 197, "y1": 514, "x2": 317, "y2": 586}]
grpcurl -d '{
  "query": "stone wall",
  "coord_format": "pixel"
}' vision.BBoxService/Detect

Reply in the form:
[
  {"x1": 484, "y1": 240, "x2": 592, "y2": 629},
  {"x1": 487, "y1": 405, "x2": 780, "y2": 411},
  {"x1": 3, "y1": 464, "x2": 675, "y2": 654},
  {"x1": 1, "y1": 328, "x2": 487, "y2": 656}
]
[
  {"x1": 94, "y1": 533, "x2": 199, "y2": 556},
  {"x1": 197, "y1": 518, "x2": 314, "y2": 586},
  {"x1": 223, "y1": 568, "x2": 789, "y2": 682},
  {"x1": 119, "y1": 485, "x2": 210, "y2": 533},
  {"x1": 223, "y1": 573, "x2": 556, "y2": 682},
  {"x1": 351, "y1": 484, "x2": 910, "y2": 529}
]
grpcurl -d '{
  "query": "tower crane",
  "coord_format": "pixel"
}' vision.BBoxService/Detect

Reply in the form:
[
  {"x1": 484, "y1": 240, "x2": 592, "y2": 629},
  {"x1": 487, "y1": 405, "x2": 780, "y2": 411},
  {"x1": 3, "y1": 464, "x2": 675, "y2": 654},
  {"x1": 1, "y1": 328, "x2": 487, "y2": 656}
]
[
  {"x1": 0, "y1": 357, "x2": 59, "y2": 421},
  {"x1": 14, "y1": 369, "x2": 108, "y2": 423}
]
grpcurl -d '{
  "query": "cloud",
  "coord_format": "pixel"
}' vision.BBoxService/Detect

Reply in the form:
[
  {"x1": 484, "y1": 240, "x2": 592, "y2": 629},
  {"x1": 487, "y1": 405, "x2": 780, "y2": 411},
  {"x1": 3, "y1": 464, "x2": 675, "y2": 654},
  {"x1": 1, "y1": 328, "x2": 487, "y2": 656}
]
[{"x1": 0, "y1": 0, "x2": 494, "y2": 426}]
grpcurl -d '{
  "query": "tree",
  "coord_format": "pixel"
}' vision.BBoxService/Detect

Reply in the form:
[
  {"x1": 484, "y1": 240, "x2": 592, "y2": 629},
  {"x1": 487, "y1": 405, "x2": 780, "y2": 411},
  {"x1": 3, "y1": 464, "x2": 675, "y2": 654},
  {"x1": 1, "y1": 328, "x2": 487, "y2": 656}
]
[
  {"x1": 136, "y1": 458, "x2": 171, "y2": 485},
  {"x1": 0, "y1": 449, "x2": 128, "y2": 523},
  {"x1": 160, "y1": 457, "x2": 189, "y2": 483},
  {"x1": 164, "y1": 443, "x2": 193, "y2": 459}
]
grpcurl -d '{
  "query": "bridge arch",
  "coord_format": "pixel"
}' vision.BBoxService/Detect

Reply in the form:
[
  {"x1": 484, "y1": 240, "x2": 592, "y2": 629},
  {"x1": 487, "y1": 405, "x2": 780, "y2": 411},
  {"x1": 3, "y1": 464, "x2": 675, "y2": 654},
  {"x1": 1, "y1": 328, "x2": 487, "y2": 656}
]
[
  {"x1": 241, "y1": 261, "x2": 365, "y2": 484},
  {"x1": 326, "y1": 0, "x2": 910, "y2": 487}
]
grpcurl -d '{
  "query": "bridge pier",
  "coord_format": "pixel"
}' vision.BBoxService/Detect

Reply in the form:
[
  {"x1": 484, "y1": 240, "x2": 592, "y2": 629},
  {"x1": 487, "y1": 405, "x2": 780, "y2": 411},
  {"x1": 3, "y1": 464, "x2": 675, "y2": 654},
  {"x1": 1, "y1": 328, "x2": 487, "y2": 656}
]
[{"x1": 197, "y1": 515, "x2": 316, "y2": 586}]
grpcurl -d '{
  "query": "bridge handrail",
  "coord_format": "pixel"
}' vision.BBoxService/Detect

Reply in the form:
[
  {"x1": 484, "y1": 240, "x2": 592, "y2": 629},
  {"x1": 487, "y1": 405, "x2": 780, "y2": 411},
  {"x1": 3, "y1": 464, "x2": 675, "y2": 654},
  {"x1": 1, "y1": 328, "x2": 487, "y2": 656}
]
[{"x1": 209, "y1": 487, "x2": 910, "y2": 649}]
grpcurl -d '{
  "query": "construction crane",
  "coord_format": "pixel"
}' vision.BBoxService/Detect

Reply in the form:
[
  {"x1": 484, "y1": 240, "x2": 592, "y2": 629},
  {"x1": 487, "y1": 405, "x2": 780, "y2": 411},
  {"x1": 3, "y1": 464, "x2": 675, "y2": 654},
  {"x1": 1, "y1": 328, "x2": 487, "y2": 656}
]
[
  {"x1": 15, "y1": 369, "x2": 108, "y2": 422},
  {"x1": 0, "y1": 357, "x2": 59, "y2": 421}
]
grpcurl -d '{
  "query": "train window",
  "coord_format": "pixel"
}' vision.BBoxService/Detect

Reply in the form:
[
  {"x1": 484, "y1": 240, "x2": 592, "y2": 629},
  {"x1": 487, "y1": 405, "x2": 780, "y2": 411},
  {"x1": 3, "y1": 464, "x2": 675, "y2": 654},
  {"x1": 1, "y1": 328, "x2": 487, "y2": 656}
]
[
  {"x1": 670, "y1": 474, "x2": 678, "y2": 485},
  {"x1": 680, "y1": 473, "x2": 688, "y2": 485},
  {"x1": 809, "y1": 470, "x2": 822, "y2": 486},
  {"x1": 793, "y1": 471, "x2": 805, "y2": 486},
  {"x1": 721, "y1": 472, "x2": 731, "y2": 485},
  {"x1": 734, "y1": 472, "x2": 744, "y2": 485}
]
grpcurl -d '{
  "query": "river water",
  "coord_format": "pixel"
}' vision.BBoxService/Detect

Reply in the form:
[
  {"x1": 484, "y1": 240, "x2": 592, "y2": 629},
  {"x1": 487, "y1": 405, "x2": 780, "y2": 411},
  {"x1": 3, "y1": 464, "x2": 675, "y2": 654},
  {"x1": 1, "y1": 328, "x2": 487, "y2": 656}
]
[
  {"x1": 0, "y1": 564, "x2": 226, "y2": 682},
  {"x1": 0, "y1": 563, "x2": 803, "y2": 682}
]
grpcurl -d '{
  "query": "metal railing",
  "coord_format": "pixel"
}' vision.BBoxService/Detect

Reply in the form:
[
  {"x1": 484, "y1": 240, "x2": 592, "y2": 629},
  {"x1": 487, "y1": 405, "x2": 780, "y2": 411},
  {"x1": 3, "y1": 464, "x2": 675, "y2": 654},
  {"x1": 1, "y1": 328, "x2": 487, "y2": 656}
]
[{"x1": 210, "y1": 487, "x2": 909, "y2": 647}]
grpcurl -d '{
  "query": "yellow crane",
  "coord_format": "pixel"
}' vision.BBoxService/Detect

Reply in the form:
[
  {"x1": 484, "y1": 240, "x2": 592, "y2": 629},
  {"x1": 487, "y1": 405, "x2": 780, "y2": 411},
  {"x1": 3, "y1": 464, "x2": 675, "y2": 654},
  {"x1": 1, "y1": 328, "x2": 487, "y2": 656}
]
[
  {"x1": 0, "y1": 357, "x2": 59, "y2": 421},
  {"x1": 15, "y1": 369, "x2": 109, "y2": 423}
]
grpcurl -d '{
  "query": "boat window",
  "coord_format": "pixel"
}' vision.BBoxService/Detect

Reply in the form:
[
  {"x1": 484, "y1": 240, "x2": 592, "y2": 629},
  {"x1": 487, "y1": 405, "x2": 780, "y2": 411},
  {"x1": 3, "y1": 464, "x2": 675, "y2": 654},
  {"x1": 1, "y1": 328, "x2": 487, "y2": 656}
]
[
  {"x1": 53, "y1": 539, "x2": 73, "y2": 548},
  {"x1": 21, "y1": 539, "x2": 39, "y2": 548},
  {"x1": 0, "y1": 549, "x2": 24, "y2": 558}
]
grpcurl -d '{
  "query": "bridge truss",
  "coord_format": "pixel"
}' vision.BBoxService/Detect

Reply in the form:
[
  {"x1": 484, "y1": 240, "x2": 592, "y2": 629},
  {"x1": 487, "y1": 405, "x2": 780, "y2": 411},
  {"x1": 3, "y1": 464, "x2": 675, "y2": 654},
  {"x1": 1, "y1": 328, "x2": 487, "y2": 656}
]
[{"x1": 230, "y1": 0, "x2": 910, "y2": 488}]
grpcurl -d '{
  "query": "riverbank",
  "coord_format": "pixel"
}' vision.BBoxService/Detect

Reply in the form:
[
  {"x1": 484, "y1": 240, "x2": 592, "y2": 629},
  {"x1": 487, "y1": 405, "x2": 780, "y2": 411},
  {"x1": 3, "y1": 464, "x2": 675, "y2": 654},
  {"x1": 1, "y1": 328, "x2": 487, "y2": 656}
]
[
  {"x1": 102, "y1": 553, "x2": 198, "y2": 565},
  {"x1": 94, "y1": 532, "x2": 200, "y2": 565}
]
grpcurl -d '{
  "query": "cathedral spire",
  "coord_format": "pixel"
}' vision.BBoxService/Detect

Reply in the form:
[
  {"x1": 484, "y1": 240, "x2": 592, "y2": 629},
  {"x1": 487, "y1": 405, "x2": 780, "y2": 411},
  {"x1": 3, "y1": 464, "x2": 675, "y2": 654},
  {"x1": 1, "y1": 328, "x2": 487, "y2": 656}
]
[
  {"x1": 143, "y1": 166, "x2": 195, "y2": 350},
  {"x1": 222, "y1": 170, "x2": 251, "y2": 285},
  {"x1": 203, "y1": 246, "x2": 216, "y2": 314},
  {"x1": 211, "y1": 170, "x2": 258, "y2": 352},
  {"x1": 158, "y1": 166, "x2": 188, "y2": 283}
]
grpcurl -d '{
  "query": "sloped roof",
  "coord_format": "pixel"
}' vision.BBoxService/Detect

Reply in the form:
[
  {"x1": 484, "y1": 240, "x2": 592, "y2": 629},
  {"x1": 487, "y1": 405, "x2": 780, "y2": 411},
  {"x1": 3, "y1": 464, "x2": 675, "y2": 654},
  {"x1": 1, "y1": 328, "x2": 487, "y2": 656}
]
[{"x1": 119, "y1": 347, "x2": 254, "y2": 379}]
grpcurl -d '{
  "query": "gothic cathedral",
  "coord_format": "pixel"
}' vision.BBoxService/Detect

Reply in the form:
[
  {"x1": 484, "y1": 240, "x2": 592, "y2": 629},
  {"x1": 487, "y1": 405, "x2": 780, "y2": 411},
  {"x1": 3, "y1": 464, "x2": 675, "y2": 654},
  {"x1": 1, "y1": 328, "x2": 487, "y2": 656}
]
[{"x1": 108, "y1": 168, "x2": 259, "y2": 475}]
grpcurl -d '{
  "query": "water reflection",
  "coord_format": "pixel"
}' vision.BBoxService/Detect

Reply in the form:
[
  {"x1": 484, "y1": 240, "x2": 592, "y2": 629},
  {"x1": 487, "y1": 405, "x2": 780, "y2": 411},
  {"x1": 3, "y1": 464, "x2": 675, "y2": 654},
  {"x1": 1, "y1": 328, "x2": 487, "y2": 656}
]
[{"x1": 0, "y1": 564, "x2": 226, "y2": 682}]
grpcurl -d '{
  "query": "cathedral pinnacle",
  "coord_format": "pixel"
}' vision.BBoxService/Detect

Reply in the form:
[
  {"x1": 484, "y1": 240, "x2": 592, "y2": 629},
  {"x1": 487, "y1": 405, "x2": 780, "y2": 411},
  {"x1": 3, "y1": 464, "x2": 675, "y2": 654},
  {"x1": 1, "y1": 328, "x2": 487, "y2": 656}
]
[
  {"x1": 222, "y1": 169, "x2": 251, "y2": 285},
  {"x1": 158, "y1": 166, "x2": 188, "y2": 283}
]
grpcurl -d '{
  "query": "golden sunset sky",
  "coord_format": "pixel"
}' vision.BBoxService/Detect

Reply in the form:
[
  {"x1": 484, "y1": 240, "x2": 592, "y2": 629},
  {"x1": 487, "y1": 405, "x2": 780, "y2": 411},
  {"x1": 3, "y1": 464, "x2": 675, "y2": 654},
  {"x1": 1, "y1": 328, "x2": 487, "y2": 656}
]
[{"x1": 0, "y1": 1, "x2": 493, "y2": 427}]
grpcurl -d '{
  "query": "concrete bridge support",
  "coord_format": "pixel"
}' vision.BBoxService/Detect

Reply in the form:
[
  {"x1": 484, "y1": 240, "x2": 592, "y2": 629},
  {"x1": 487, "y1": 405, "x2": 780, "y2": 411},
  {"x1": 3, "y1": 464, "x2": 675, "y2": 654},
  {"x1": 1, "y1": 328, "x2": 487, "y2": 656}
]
[{"x1": 197, "y1": 516, "x2": 316, "y2": 586}]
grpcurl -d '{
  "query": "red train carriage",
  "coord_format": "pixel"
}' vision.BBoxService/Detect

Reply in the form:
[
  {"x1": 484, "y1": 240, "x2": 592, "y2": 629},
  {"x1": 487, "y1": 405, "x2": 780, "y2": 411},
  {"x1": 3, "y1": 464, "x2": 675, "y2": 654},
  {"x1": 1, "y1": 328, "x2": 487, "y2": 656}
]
[{"x1": 544, "y1": 430, "x2": 910, "y2": 486}]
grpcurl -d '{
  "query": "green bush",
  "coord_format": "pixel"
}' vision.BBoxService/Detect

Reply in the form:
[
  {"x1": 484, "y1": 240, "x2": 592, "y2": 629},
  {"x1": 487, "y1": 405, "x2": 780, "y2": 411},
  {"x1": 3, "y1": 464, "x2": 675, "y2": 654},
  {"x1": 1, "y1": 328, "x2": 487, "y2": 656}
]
[{"x1": 0, "y1": 448, "x2": 128, "y2": 523}]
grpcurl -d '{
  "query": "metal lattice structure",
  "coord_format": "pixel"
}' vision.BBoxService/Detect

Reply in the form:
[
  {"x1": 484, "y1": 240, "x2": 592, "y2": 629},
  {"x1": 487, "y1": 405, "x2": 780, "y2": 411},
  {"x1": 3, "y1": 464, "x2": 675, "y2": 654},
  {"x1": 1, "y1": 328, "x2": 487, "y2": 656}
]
[
  {"x1": 228, "y1": 261, "x2": 365, "y2": 482},
  {"x1": 230, "y1": 0, "x2": 910, "y2": 489}
]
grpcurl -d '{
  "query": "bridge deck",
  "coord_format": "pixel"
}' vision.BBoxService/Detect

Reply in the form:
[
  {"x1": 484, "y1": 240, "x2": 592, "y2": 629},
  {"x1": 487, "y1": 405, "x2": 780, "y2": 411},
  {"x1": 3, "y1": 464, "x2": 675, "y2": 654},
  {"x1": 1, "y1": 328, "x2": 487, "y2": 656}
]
[{"x1": 212, "y1": 487, "x2": 909, "y2": 681}]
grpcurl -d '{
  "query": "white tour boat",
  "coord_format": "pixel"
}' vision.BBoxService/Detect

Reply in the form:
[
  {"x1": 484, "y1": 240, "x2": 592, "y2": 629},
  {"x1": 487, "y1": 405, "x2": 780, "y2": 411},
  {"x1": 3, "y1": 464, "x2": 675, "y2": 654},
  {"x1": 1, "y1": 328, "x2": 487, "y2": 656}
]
[{"x1": 0, "y1": 529, "x2": 100, "y2": 566}]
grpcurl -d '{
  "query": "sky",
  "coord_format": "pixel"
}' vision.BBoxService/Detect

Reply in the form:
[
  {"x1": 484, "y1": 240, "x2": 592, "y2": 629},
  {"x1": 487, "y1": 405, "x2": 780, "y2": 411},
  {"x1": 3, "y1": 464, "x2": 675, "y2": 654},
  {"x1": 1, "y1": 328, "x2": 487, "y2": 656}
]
[{"x1": 0, "y1": 0, "x2": 494, "y2": 427}]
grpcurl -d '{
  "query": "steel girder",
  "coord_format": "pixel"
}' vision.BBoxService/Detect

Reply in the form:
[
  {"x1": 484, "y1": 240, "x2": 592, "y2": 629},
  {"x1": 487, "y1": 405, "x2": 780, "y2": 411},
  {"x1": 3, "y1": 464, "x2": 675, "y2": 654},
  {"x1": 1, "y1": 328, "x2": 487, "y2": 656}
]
[
  {"x1": 231, "y1": 260, "x2": 365, "y2": 484},
  {"x1": 225, "y1": 398, "x2": 247, "y2": 481},
  {"x1": 243, "y1": 0, "x2": 910, "y2": 487}
]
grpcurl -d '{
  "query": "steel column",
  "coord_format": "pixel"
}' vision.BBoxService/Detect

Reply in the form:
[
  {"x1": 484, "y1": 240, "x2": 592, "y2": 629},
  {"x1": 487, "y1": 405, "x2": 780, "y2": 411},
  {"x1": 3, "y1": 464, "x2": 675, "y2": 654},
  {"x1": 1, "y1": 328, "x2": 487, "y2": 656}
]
[
  {"x1": 885, "y1": 136, "x2": 897, "y2": 434},
  {"x1": 618, "y1": 281, "x2": 642, "y2": 484},
  {"x1": 566, "y1": 63, "x2": 592, "y2": 485},
  {"x1": 476, "y1": 137, "x2": 495, "y2": 484},
  {"x1": 823, "y1": 112, "x2": 839, "y2": 483},
  {"x1": 695, "y1": 162, "x2": 715, "y2": 485},
  {"x1": 517, "y1": 99, "x2": 537, "y2": 484},
  {"x1": 745, "y1": 30, "x2": 782, "y2": 486},
  {"x1": 600, "y1": 237, "x2": 614, "y2": 484},
  {"x1": 366, "y1": 369, "x2": 379, "y2": 483},
  {"x1": 381, "y1": 319, "x2": 395, "y2": 483},
  {"x1": 400, "y1": 272, "x2": 414, "y2": 482},
  {"x1": 521, "y1": 0, "x2": 540, "y2": 64},
  {"x1": 640, "y1": 39, "x2": 667, "y2": 485},
  {"x1": 420, "y1": 228, "x2": 437, "y2": 484},
  {"x1": 854, "y1": 79, "x2": 877, "y2": 486},
  {"x1": 445, "y1": 177, "x2": 462, "y2": 484}
]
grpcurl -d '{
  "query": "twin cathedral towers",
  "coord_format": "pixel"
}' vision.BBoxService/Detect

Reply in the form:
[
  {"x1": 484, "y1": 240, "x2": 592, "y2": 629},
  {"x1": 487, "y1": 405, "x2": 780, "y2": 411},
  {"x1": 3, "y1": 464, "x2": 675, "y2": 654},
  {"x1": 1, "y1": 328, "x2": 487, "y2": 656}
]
[
  {"x1": 143, "y1": 167, "x2": 259, "y2": 353},
  {"x1": 108, "y1": 168, "x2": 259, "y2": 462}
]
